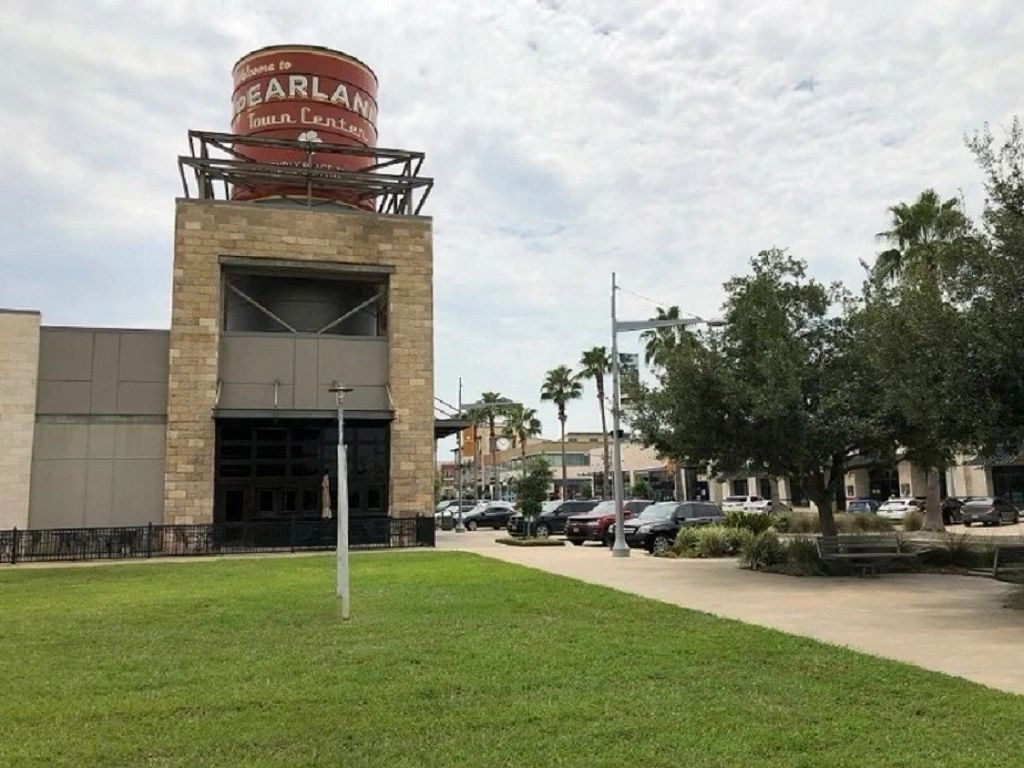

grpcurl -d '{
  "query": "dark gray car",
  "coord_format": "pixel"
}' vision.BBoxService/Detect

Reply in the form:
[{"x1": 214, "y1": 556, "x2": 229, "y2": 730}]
[{"x1": 961, "y1": 497, "x2": 1020, "y2": 527}]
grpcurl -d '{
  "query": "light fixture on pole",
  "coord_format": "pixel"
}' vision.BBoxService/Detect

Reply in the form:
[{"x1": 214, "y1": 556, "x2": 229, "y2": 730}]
[
  {"x1": 329, "y1": 382, "x2": 354, "y2": 618},
  {"x1": 609, "y1": 272, "x2": 722, "y2": 558}
]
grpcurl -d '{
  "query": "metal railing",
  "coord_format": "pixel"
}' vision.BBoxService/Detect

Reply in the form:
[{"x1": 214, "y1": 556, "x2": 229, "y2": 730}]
[
  {"x1": 178, "y1": 130, "x2": 433, "y2": 215},
  {"x1": 0, "y1": 517, "x2": 434, "y2": 565}
]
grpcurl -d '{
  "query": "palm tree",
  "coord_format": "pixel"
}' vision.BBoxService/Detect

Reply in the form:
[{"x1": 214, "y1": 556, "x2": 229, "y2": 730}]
[
  {"x1": 640, "y1": 306, "x2": 689, "y2": 368},
  {"x1": 465, "y1": 405, "x2": 486, "y2": 499},
  {"x1": 479, "y1": 391, "x2": 508, "y2": 499},
  {"x1": 578, "y1": 347, "x2": 612, "y2": 499},
  {"x1": 503, "y1": 404, "x2": 543, "y2": 481},
  {"x1": 874, "y1": 189, "x2": 970, "y2": 285},
  {"x1": 540, "y1": 365, "x2": 583, "y2": 499},
  {"x1": 874, "y1": 189, "x2": 972, "y2": 531}
]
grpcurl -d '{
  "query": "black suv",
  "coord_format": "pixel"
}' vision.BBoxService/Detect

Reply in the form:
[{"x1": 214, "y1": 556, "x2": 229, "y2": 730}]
[
  {"x1": 619, "y1": 501, "x2": 723, "y2": 553},
  {"x1": 507, "y1": 499, "x2": 598, "y2": 537}
]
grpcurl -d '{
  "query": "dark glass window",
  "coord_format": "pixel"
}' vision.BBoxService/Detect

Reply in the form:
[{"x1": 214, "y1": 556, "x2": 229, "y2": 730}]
[{"x1": 215, "y1": 419, "x2": 390, "y2": 523}]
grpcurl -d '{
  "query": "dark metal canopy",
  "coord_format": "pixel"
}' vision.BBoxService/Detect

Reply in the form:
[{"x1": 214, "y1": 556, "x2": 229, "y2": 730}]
[
  {"x1": 434, "y1": 418, "x2": 471, "y2": 440},
  {"x1": 177, "y1": 130, "x2": 433, "y2": 215}
]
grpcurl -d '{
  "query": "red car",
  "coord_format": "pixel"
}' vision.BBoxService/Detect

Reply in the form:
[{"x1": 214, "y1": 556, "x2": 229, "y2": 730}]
[{"x1": 565, "y1": 499, "x2": 653, "y2": 546}]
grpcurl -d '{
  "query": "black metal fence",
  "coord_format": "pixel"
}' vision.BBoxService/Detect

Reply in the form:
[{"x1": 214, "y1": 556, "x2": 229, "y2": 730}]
[{"x1": 0, "y1": 517, "x2": 434, "y2": 565}]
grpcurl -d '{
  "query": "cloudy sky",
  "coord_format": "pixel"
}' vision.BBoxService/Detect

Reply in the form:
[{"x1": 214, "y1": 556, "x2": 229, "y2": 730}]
[{"x1": 1, "y1": 0, "x2": 1021, "y2": 450}]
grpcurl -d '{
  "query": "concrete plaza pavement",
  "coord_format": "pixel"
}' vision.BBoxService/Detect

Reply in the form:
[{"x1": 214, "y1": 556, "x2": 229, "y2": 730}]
[{"x1": 437, "y1": 530, "x2": 1024, "y2": 695}]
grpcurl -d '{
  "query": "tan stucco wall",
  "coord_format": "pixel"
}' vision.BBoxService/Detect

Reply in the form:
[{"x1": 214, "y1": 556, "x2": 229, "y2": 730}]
[
  {"x1": 0, "y1": 310, "x2": 41, "y2": 529},
  {"x1": 845, "y1": 468, "x2": 870, "y2": 498},
  {"x1": 897, "y1": 460, "x2": 928, "y2": 496},
  {"x1": 166, "y1": 200, "x2": 433, "y2": 524}
]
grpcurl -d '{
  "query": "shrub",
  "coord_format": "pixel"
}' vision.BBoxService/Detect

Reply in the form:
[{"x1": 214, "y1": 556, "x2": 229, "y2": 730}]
[
  {"x1": 915, "y1": 533, "x2": 994, "y2": 568},
  {"x1": 775, "y1": 510, "x2": 894, "y2": 534},
  {"x1": 902, "y1": 509, "x2": 924, "y2": 532},
  {"x1": 694, "y1": 526, "x2": 732, "y2": 558},
  {"x1": 673, "y1": 526, "x2": 700, "y2": 555},
  {"x1": 784, "y1": 537, "x2": 825, "y2": 576},
  {"x1": 723, "y1": 510, "x2": 774, "y2": 534},
  {"x1": 848, "y1": 513, "x2": 895, "y2": 533},
  {"x1": 495, "y1": 537, "x2": 565, "y2": 547},
  {"x1": 739, "y1": 530, "x2": 787, "y2": 570},
  {"x1": 675, "y1": 525, "x2": 752, "y2": 558}
]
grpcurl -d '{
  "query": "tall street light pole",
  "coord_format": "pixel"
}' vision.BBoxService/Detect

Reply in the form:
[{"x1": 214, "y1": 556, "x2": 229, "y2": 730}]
[
  {"x1": 455, "y1": 378, "x2": 467, "y2": 533},
  {"x1": 609, "y1": 272, "x2": 720, "y2": 558},
  {"x1": 329, "y1": 383, "x2": 354, "y2": 618}
]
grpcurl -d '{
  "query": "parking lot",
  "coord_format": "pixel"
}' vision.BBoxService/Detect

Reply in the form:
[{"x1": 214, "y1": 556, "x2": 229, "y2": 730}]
[{"x1": 437, "y1": 527, "x2": 1024, "y2": 694}]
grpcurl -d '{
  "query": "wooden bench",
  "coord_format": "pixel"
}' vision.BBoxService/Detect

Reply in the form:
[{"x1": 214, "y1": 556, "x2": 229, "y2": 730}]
[
  {"x1": 970, "y1": 546, "x2": 1024, "y2": 582},
  {"x1": 816, "y1": 534, "x2": 917, "y2": 576}
]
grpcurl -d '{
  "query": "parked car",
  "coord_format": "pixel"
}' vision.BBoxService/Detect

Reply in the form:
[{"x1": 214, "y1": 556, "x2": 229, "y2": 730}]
[
  {"x1": 461, "y1": 501, "x2": 515, "y2": 530},
  {"x1": 506, "y1": 499, "x2": 599, "y2": 537},
  {"x1": 434, "y1": 500, "x2": 477, "y2": 528},
  {"x1": 961, "y1": 497, "x2": 1020, "y2": 527},
  {"x1": 722, "y1": 495, "x2": 765, "y2": 513},
  {"x1": 847, "y1": 498, "x2": 880, "y2": 514},
  {"x1": 617, "y1": 500, "x2": 723, "y2": 554},
  {"x1": 564, "y1": 499, "x2": 653, "y2": 546},
  {"x1": 941, "y1": 497, "x2": 965, "y2": 525},
  {"x1": 876, "y1": 497, "x2": 921, "y2": 521}
]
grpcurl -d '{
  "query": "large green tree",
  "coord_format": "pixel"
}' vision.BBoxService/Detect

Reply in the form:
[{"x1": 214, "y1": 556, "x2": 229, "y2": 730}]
[
  {"x1": 963, "y1": 119, "x2": 1024, "y2": 452},
  {"x1": 863, "y1": 184, "x2": 980, "y2": 530},
  {"x1": 855, "y1": 278, "x2": 976, "y2": 530},
  {"x1": 629, "y1": 249, "x2": 879, "y2": 535},
  {"x1": 578, "y1": 346, "x2": 612, "y2": 499},
  {"x1": 540, "y1": 365, "x2": 583, "y2": 500}
]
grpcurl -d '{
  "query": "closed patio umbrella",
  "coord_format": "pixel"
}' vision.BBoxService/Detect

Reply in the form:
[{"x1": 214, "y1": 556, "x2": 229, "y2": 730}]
[{"x1": 321, "y1": 473, "x2": 332, "y2": 519}]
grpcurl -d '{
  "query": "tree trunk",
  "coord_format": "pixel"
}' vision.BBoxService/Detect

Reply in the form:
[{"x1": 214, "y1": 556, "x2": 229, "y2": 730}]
[
  {"x1": 807, "y1": 472, "x2": 838, "y2": 537},
  {"x1": 769, "y1": 476, "x2": 781, "y2": 513},
  {"x1": 923, "y1": 468, "x2": 944, "y2": 531},
  {"x1": 597, "y1": 377, "x2": 610, "y2": 500},
  {"x1": 560, "y1": 413, "x2": 567, "y2": 500}
]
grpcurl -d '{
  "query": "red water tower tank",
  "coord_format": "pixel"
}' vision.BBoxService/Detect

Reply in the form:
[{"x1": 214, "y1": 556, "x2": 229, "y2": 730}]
[{"x1": 230, "y1": 44, "x2": 379, "y2": 207}]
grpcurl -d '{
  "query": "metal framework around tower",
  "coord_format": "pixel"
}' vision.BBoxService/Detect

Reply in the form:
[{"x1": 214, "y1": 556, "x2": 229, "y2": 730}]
[{"x1": 177, "y1": 130, "x2": 434, "y2": 215}]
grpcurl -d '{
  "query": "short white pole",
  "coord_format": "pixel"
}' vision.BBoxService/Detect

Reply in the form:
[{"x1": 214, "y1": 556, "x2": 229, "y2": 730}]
[{"x1": 331, "y1": 384, "x2": 353, "y2": 619}]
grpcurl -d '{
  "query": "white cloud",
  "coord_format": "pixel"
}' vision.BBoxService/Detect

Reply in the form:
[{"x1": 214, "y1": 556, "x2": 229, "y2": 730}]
[{"x1": 1, "y1": 0, "x2": 1022, "y2": 447}]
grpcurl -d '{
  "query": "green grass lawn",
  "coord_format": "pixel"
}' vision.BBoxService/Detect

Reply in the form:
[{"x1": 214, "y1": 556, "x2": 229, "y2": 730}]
[{"x1": 1, "y1": 552, "x2": 1021, "y2": 767}]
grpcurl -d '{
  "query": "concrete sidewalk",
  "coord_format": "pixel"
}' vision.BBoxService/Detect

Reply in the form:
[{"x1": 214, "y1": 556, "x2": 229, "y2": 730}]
[{"x1": 438, "y1": 531, "x2": 1024, "y2": 695}]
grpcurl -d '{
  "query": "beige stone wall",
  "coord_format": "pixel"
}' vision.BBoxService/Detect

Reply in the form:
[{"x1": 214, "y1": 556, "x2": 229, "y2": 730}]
[
  {"x1": 0, "y1": 310, "x2": 41, "y2": 529},
  {"x1": 845, "y1": 468, "x2": 870, "y2": 498},
  {"x1": 166, "y1": 200, "x2": 433, "y2": 524},
  {"x1": 897, "y1": 460, "x2": 928, "y2": 497}
]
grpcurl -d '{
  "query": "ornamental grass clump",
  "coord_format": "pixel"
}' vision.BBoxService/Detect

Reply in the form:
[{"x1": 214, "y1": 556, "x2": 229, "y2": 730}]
[
  {"x1": 784, "y1": 537, "x2": 826, "y2": 576},
  {"x1": 739, "y1": 530, "x2": 787, "y2": 570},
  {"x1": 901, "y1": 509, "x2": 925, "y2": 531},
  {"x1": 673, "y1": 526, "x2": 701, "y2": 556},
  {"x1": 776, "y1": 510, "x2": 894, "y2": 534},
  {"x1": 722, "y1": 510, "x2": 775, "y2": 534}
]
